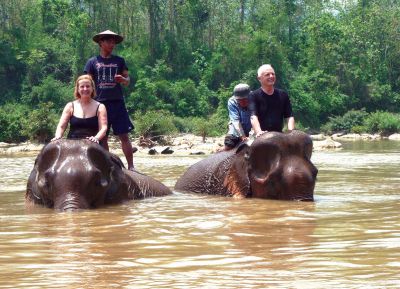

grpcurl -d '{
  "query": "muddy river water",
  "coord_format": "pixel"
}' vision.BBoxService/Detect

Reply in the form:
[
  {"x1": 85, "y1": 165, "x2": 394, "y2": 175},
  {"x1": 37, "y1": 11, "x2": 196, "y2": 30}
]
[{"x1": 0, "y1": 140, "x2": 399, "y2": 288}]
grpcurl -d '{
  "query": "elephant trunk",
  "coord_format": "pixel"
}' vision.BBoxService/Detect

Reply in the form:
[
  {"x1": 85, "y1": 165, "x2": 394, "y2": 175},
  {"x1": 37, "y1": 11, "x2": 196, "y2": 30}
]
[
  {"x1": 280, "y1": 160, "x2": 317, "y2": 201},
  {"x1": 54, "y1": 192, "x2": 90, "y2": 211}
]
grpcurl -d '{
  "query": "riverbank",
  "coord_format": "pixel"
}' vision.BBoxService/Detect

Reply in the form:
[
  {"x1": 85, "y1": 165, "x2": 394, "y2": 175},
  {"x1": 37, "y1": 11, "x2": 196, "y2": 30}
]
[{"x1": 2, "y1": 132, "x2": 400, "y2": 156}]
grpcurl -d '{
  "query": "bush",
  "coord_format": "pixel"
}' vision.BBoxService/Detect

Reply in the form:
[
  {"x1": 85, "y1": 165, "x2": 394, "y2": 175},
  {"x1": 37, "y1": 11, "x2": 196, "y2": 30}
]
[
  {"x1": 21, "y1": 75, "x2": 71, "y2": 110},
  {"x1": 0, "y1": 103, "x2": 29, "y2": 142},
  {"x1": 364, "y1": 111, "x2": 400, "y2": 136},
  {"x1": 321, "y1": 109, "x2": 368, "y2": 134},
  {"x1": 208, "y1": 112, "x2": 229, "y2": 136},
  {"x1": 191, "y1": 117, "x2": 213, "y2": 142},
  {"x1": 172, "y1": 116, "x2": 196, "y2": 133},
  {"x1": 170, "y1": 112, "x2": 227, "y2": 142},
  {"x1": 133, "y1": 110, "x2": 178, "y2": 138},
  {"x1": 190, "y1": 113, "x2": 227, "y2": 142},
  {"x1": 350, "y1": 125, "x2": 367, "y2": 134},
  {"x1": 128, "y1": 65, "x2": 216, "y2": 119},
  {"x1": 21, "y1": 102, "x2": 58, "y2": 143}
]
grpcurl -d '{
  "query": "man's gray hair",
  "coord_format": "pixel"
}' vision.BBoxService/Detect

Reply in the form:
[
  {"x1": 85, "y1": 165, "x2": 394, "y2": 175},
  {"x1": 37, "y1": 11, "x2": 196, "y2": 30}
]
[{"x1": 257, "y1": 64, "x2": 274, "y2": 77}]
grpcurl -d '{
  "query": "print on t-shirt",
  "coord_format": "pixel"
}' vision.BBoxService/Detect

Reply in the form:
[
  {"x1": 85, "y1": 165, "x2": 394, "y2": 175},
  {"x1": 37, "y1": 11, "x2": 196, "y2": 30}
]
[{"x1": 96, "y1": 62, "x2": 119, "y2": 90}]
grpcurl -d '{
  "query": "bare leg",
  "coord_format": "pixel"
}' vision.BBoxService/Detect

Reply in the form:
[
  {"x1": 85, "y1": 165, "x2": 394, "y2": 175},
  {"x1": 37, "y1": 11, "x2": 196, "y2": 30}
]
[{"x1": 118, "y1": 133, "x2": 134, "y2": 170}]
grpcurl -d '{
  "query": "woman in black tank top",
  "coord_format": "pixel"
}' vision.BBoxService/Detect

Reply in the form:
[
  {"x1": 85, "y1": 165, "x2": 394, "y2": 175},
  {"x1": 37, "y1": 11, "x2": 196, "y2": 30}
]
[{"x1": 51, "y1": 75, "x2": 107, "y2": 144}]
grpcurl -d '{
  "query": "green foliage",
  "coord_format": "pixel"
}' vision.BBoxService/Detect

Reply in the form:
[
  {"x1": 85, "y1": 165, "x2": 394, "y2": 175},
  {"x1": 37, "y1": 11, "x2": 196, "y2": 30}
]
[
  {"x1": 133, "y1": 110, "x2": 178, "y2": 138},
  {"x1": 0, "y1": 40, "x2": 24, "y2": 104},
  {"x1": 128, "y1": 69, "x2": 214, "y2": 118},
  {"x1": 321, "y1": 109, "x2": 369, "y2": 134},
  {"x1": 321, "y1": 110, "x2": 400, "y2": 136},
  {"x1": 290, "y1": 69, "x2": 350, "y2": 128},
  {"x1": 172, "y1": 112, "x2": 226, "y2": 141},
  {"x1": 350, "y1": 125, "x2": 367, "y2": 134},
  {"x1": 363, "y1": 111, "x2": 400, "y2": 136},
  {"x1": 1, "y1": 1, "x2": 400, "y2": 143},
  {"x1": 0, "y1": 101, "x2": 57, "y2": 143},
  {"x1": 21, "y1": 102, "x2": 58, "y2": 143},
  {"x1": 21, "y1": 75, "x2": 72, "y2": 109},
  {"x1": 191, "y1": 117, "x2": 211, "y2": 142},
  {"x1": 0, "y1": 103, "x2": 29, "y2": 142},
  {"x1": 172, "y1": 116, "x2": 196, "y2": 133}
]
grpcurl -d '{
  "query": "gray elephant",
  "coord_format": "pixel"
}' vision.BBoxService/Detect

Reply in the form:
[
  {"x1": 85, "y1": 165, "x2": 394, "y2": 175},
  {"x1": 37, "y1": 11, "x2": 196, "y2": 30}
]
[
  {"x1": 26, "y1": 139, "x2": 171, "y2": 211},
  {"x1": 175, "y1": 130, "x2": 317, "y2": 201}
]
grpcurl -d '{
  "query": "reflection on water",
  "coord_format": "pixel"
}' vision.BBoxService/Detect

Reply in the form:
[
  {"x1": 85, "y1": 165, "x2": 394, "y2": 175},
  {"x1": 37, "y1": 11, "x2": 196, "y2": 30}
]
[{"x1": 1, "y1": 140, "x2": 400, "y2": 288}]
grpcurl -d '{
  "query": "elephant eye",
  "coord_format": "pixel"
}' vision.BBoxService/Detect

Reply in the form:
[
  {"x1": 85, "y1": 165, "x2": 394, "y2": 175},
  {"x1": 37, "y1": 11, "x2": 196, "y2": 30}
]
[
  {"x1": 99, "y1": 178, "x2": 109, "y2": 188},
  {"x1": 37, "y1": 175, "x2": 52, "y2": 197},
  {"x1": 93, "y1": 170, "x2": 109, "y2": 188},
  {"x1": 38, "y1": 178, "x2": 47, "y2": 188},
  {"x1": 38, "y1": 173, "x2": 52, "y2": 190}
]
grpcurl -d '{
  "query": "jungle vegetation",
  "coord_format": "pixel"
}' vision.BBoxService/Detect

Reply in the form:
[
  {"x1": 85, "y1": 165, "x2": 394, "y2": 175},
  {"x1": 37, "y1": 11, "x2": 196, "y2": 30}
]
[{"x1": 1, "y1": 0, "x2": 400, "y2": 142}]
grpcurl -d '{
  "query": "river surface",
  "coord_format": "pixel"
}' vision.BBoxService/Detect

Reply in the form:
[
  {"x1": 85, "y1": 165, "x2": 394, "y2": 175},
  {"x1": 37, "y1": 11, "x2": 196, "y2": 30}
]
[{"x1": 0, "y1": 140, "x2": 399, "y2": 288}]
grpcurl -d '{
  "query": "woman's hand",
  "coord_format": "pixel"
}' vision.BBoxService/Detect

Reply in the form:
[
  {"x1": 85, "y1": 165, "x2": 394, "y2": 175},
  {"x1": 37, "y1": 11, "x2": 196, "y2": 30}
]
[
  {"x1": 51, "y1": 136, "x2": 62, "y2": 142},
  {"x1": 87, "y1": 136, "x2": 99, "y2": 144}
]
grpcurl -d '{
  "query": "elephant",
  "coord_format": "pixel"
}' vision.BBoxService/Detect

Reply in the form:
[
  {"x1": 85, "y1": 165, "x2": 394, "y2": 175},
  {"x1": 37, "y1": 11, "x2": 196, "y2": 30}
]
[
  {"x1": 26, "y1": 139, "x2": 171, "y2": 211},
  {"x1": 174, "y1": 130, "x2": 317, "y2": 201}
]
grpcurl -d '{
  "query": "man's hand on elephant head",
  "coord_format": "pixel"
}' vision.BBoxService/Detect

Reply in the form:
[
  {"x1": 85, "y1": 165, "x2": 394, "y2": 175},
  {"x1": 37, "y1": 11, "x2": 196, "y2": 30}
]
[{"x1": 256, "y1": 131, "x2": 267, "y2": 138}]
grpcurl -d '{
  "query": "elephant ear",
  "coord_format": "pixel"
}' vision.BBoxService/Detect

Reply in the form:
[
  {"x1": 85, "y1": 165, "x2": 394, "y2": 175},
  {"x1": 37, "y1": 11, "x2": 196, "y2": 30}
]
[
  {"x1": 288, "y1": 130, "x2": 313, "y2": 160},
  {"x1": 36, "y1": 143, "x2": 61, "y2": 174},
  {"x1": 109, "y1": 153, "x2": 125, "y2": 169},
  {"x1": 26, "y1": 165, "x2": 40, "y2": 204},
  {"x1": 247, "y1": 136, "x2": 281, "y2": 183},
  {"x1": 223, "y1": 143, "x2": 251, "y2": 198},
  {"x1": 87, "y1": 145, "x2": 130, "y2": 203},
  {"x1": 87, "y1": 145, "x2": 116, "y2": 179},
  {"x1": 26, "y1": 143, "x2": 60, "y2": 206},
  {"x1": 303, "y1": 137, "x2": 313, "y2": 160}
]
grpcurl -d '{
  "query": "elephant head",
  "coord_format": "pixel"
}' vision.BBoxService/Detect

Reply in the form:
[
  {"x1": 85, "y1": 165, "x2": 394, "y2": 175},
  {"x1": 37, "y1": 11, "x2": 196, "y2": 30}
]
[
  {"x1": 175, "y1": 130, "x2": 317, "y2": 201},
  {"x1": 26, "y1": 139, "x2": 131, "y2": 211},
  {"x1": 244, "y1": 130, "x2": 317, "y2": 201}
]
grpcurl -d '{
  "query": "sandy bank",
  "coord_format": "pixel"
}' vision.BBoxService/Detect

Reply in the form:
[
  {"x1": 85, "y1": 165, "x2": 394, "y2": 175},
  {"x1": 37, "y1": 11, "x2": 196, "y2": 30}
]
[{"x1": 1, "y1": 132, "x2": 399, "y2": 156}]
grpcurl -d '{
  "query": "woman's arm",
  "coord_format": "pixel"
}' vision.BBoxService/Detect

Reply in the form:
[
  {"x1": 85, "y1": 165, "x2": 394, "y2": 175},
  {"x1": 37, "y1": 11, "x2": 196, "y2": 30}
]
[
  {"x1": 88, "y1": 103, "x2": 107, "y2": 143},
  {"x1": 51, "y1": 103, "x2": 72, "y2": 141}
]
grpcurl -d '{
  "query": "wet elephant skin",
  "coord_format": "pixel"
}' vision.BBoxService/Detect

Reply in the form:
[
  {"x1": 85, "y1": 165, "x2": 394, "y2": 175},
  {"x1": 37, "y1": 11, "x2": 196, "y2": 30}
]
[
  {"x1": 175, "y1": 130, "x2": 318, "y2": 201},
  {"x1": 26, "y1": 139, "x2": 171, "y2": 211}
]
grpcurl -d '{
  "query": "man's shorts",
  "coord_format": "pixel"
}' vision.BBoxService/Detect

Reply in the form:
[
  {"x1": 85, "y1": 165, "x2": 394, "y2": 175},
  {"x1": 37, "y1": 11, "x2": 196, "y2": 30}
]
[
  {"x1": 101, "y1": 99, "x2": 134, "y2": 136},
  {"x1": 224, "y1": 134, "x2": 241, "y2": 149}
]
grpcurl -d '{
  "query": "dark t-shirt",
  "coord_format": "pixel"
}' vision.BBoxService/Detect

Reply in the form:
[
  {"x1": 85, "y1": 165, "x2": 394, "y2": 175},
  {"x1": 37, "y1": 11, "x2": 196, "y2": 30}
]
[
  {"x1": 248, "y1": 88, "x2": 293, "y2": 132},
  {"x1": 84, "y1": 55, "x2": 128, "y2": 102}
]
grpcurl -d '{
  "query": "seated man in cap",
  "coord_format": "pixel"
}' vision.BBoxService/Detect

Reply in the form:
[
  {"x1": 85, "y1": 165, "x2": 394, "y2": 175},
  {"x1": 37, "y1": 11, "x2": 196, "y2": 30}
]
[
  {"x1": 84, "y1": 30, "x2": 136, "y2": 170},
  {"x1": 221, "y1": 83, "x2": 252, "y2": 151}
]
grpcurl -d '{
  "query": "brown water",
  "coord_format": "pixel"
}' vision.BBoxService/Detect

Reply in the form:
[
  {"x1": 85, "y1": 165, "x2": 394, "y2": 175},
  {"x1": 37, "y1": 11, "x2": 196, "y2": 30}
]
[{"x1": 0, "y1": 141, "x2": 400, "y2": 288}]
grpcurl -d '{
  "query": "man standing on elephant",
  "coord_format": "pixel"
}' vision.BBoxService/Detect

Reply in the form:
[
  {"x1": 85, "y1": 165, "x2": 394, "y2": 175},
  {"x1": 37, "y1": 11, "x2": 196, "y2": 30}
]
[
  {"x1": 249, "y1": 64, "x2": 295, "y2": 137},
  {"x1": 84, "y1": 30, "x2": 136, "y2": 170}
]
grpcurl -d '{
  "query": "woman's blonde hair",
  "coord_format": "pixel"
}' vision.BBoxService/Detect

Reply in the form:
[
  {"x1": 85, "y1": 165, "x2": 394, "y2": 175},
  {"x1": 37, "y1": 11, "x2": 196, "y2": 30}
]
[{"x1": 74, "y1": 74, "x2": 96, "y2": 99}]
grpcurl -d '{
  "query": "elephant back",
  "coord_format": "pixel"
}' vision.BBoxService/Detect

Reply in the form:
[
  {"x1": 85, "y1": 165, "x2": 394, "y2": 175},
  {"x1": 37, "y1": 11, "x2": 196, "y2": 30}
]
[
  {"x1": 124, "y1": 169, "x2": 172, "y2": 199},
  {"x1": 174, "y1": 150, "x2": 239, "y2": 195}
]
